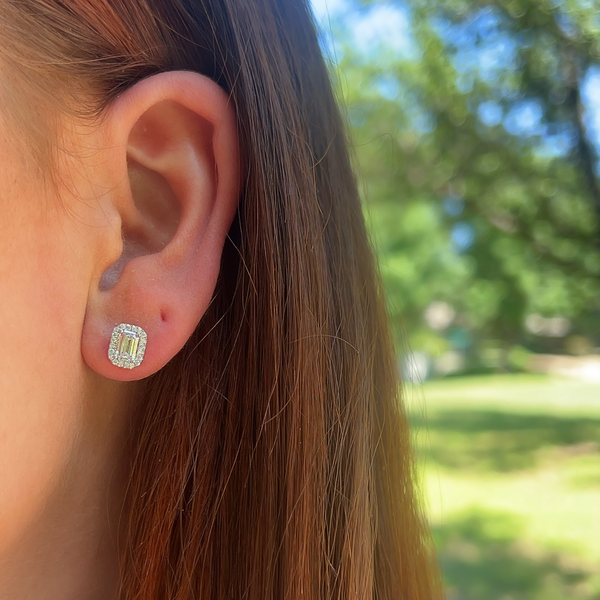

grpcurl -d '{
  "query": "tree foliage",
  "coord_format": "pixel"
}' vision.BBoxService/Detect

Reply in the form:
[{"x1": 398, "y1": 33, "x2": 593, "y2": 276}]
[{"x1": 328, "y1": 0, "x2": 600, "y2": 366}]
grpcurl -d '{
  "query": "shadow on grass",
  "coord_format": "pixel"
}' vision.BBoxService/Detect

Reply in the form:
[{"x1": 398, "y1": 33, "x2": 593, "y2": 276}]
[
  {"x1": 410, "y1": 410, "x2": 600, "y2": 472},
  {"x1": 434, "y1": 510, "x2": 600, "y2": 600}
]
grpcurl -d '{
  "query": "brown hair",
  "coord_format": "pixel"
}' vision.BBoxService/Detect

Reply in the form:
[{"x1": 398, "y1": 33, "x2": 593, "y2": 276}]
[{"x1": 0, "y1": 1, "x2": 442, "y2": 598}]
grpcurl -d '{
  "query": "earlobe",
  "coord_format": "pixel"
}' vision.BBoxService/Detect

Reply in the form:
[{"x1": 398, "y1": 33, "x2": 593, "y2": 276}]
[{"x1": 81, "y1": 72, "x2": 240, "y2": 382}]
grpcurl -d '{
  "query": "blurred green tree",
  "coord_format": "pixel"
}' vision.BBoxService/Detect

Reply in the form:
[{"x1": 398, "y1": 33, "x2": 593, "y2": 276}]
[{"x1": 329, "y1": 0, "x2": 600, "y2": 367}]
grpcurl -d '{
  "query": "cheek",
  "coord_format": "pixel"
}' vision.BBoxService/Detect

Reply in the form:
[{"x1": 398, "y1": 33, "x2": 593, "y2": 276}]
[{"x1": 0, "y1": 163, "x2": 88, "y2": 552}]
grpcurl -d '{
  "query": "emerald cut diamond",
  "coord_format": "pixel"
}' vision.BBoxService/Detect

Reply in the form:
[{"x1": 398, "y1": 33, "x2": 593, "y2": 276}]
[{"x1": 108, "y1": 323, "x2": 147, "y2": 369}]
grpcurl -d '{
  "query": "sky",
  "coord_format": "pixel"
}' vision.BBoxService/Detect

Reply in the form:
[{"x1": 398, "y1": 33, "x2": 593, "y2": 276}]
[
  {"x1": 309, "y1": 0, "x2": 600, "y2": 165},
  {"x1": 310, "y1": 0, "x2": 415, "y2": 57},
  {"x1": 310, "y1": 0, "x2": 347, "y2": 20}
]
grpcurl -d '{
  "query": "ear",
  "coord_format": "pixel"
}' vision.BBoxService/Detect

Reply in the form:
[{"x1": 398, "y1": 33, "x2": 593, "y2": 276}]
[{"x1": 81, "y1": 71, "x2": 241, "y2": 381}]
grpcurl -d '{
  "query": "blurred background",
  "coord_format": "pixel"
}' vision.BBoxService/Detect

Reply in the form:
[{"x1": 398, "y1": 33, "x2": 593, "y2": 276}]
[{"x1": 311, "y1": 0, "x2": 600, "y2": 598}]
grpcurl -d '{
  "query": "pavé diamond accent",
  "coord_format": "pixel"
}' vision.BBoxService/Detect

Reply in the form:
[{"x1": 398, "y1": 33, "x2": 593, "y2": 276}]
[{"x1": 108, "y1": 323, "x2": 147, "y2": 369}]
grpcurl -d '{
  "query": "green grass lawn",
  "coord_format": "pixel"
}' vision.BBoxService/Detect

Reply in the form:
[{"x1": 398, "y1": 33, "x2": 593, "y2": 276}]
[{"x1": 406, "y1": 374, "x2": 600, "y2": 600}]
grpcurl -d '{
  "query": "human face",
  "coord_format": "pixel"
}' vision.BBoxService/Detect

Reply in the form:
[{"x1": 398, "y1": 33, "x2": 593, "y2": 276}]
[{"x1": 0, "y1": 76, "x2": 133, "y2": 560}]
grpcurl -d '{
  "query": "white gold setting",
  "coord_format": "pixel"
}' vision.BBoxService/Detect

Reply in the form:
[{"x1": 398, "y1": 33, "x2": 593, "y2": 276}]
[{"x1": 108, "y1": 323, "x2": 147, "y2": 369}]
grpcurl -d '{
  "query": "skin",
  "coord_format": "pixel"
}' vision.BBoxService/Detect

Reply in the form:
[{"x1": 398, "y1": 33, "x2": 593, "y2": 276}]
[
  {"x1": 0, "y1": 69, "x2": 240, "y2": 599},
  {"x1": 0, "y1": 98, "x2": 136, "y2": 600}
]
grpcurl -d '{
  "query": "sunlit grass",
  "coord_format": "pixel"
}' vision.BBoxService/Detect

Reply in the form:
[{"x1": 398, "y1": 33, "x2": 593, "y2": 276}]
[{"x1": 406, "y1": 374, "x2": 600, "y2": 600}]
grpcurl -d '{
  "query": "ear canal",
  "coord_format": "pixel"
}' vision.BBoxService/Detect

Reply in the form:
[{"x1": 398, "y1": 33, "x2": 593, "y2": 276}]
[
  {"x1": 98, "y1": 158, "x2": 180, "y2": 292},
  {"x1": 127, "y1": 158, "x2": 181, "y2": 253}
]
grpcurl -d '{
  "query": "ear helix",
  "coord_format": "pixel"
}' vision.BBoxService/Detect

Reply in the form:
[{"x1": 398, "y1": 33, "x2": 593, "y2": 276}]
[{"x1": 108, "y1": 323, "x2": 148, "y2": 369}]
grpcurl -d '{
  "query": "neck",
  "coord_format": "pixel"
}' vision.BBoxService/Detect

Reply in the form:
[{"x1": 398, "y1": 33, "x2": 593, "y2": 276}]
[{"x1": 0, "y1": 377, "x2": 137, "y2": 600}]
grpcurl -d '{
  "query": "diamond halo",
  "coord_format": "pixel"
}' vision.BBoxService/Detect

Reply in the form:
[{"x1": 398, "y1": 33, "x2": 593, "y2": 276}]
[{"x1": 108, "y1": 323, "x2": 147, "y2": 369}]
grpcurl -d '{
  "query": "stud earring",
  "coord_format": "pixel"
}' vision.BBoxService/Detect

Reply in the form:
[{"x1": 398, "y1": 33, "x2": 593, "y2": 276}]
[{"x1": 108, "y1": 323, "x2": 148, "y2": 369}]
